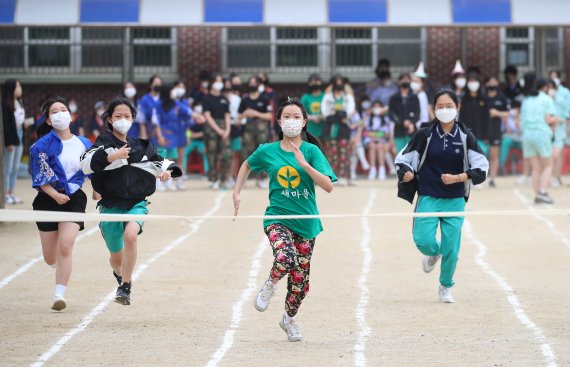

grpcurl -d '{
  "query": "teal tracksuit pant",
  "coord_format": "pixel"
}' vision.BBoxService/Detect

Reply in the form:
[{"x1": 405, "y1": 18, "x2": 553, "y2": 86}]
[{"x1": 413, "y1": 195, "x2": 466, "y2": 288}]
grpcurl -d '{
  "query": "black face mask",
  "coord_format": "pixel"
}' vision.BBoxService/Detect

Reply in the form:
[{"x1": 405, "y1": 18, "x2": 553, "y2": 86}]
[
  {"x1": 400, "y1": 82, "x2": 411, "y2": 90},
  {"x1": 232, "y1": 84, "x2": 242, "y2": 92},
  {"x1": 248, "y1": 85, "x2": 258, "y2": 93},
  {"x1": 334, "y1": 84, "x2": 344, "y2": 91},
  {"x1": 487, "y1": 86, "x2": 499, "y2": 92},
  {"x1": 308, "y1": 84, "x2": 322, "y2": 93},
  {"x1": 377, "y1": 71, "x2": 391, "y2": 80},
  {"x1": 152, "y1": 85, "x2": 161, "y2": 92}
]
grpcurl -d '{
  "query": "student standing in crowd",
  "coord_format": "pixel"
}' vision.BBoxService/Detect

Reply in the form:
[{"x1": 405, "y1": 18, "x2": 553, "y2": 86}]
[
  {"x1": 520, "y1": 73, "x2": 557, "y2": 204},
  {"x1": 67, "y1": 98, "x2": 84, "y2": 137},
  {"x1": 233, "y1": 98, "x2": 336, "y2": 342},
  {"x1": 2, "y1": 79, "x2": 26, "y2": 204},
  {"x1": 321, "y1": 75, "x2": 355, "y2": 185},
  {"x1": 548, "y1": 71, "x2": 570, "y2": 187},
  {"x1": 30, "y1": 97, "x2": 92, "y2": 311},
  {"x1": 411, "y1": 62, "x2": 433, "y2": 126},
  {"x1": 300, "y1": 73, "x2": 325, "y2": 140},
  {"x1": 202, "y1": 74, "x2": 232, "y2": 189},
  {"x1": 396, "y1": 89, "x2": 488, "y2": 303},
  {"x1": 224, "y1": 75, "x2": 243, "y2": 188},
  {"x1": 88, "y1": 101, "x2": 106, "y2": 142},
  {"x1": 81, "y1": 97, "x2": 181, "y2": 306},
  {"x1": 156, "y1": 82, "x2": 192, "y2": 191},
  {"x1": 450, "y1": 60, "x2": 467, "y2": 97},
  {"x1": 364, "y1": 100, "x2": 392, "y2": 180},
  {"x1": 122, "y1": 81, "x2": 145, "y2": 139},
  {"x1": 459, "y1": 72, "x2": 490, "y2": 158},
  {"x1": 239, "y1": 76, "x2": 273, "y2": 188},
  {"x1": 190, "y1": 70, "x2": 211, "y2": 105},
  {"x1": 182, "y1": 101, "x2": 209, "y2": 177},
  {"x1": 139, "y1": 75, "x2": 167, "y2": 147},
  {"x1": 367, "y1": 58, "x2": 399, "y2": 106},
  {"x1": 389, "y1": 74, "x2": 420, "y2": 153},
  {"x1": 485, "y1": 76, "x2": 510, "y2": 187}
]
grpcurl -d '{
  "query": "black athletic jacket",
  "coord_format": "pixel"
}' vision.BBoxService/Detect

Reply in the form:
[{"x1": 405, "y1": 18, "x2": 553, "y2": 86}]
[
  {"x1": 81, "y1": 131, "x2": 182, "y2": 210},
  {"x1": 394, "y1": 121, "x2": 488, "y2": 204}
]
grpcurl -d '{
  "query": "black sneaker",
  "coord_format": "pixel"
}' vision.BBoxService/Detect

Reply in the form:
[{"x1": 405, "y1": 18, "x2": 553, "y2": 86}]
[
  {"x1": 489, "y1": 180, "x2": 496, "y2": 188},
  {"x1": 535, "y1": 192, "x2": 554, "y2": 204},
  {"x1": 113, "y1": 271, "x2": 122, "y2": 285},
  {"x1": 115, "y1": 282, "x2": 131, "y2": 305}
]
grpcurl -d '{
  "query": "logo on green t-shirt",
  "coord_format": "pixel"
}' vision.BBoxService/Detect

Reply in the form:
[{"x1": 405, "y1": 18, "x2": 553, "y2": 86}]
[{"x1": 277, "y1": 166, "x2": 301, "y2": 189}]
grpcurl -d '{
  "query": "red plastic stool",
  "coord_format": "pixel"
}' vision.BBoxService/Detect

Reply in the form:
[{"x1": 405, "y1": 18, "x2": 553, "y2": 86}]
[
  {"x1": 562, "y1": 146, "x2": 570, "y2": 175},
  {"x1": 186, "y1": 150, "x2": 205, "y2": 175}
]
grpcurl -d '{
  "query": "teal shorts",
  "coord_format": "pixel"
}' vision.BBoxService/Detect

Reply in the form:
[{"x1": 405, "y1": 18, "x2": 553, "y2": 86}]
[
  {"x1": 394, "y1": 136, "x2": 411, "y2": 154},
  {"x1": 553, "y1": 123, "x2": 567, "y2": 149},
  {"x1": 98, "y1": 201, "x2": 149, "y2": 253},
  {"x1": 163, "y1": 147, "x2": 179, "y2": 160},
  {"x1": 231, "y1": 137, "x2": 242, "y2": 152},
  {"x1": 522, "y1": 132, "x2": 553, "y2": 158}
]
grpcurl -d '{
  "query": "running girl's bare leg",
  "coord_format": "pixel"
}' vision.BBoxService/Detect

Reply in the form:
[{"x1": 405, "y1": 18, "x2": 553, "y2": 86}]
[
  {"x1": 120, "y1": 222, "x2": 140, "y2": 284},
  {"x1": 55, "y1": 222, "x2": 80, "y2": 286}
]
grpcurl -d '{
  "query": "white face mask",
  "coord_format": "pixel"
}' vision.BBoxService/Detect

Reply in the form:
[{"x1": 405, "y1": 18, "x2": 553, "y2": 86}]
[
  {"x1": 552, "y1": 78, "x2": 561, "y2": 86},
  {"x1": 212, "y1": 81, "x2": 224, "y2": 91},
  {"x1": 410, "y1": 81, "x2": 422, "y2": 93},
  {"x1": 194, "y1": 105, "x2": 203, "y2": 114},
  {"x1": 112, "y1": 118, "x2": 132, "y2": 135},
  {"x1": 258, "y1": 84, "x2": 265, "y2": 94},
  {"x1": 50, "y1": 111, "x2": 72, "y2": 130},
  {"x1": 435, "y1": 108, "x2": 457, "y2": 124},
  {"x1": 548, "y1": 89, "x2": 556, "y2": 98},
  {"x1": 177, "y1": 88, "x2": 186, "y2": 98},
  {"x1": 519, "y1": 78, "x2": 525, "y2": 88},
  {"x1": 281, "y1": 119, "x2": 304, "y2": 138},
  {"x1": 455, "y1": 77, "x2": 467, "y2": 89},
  {"x1": 467, "y1": 81, "x2": 480, "y2": 92},
  {"x1": 361, "y1": 101, "x2": 371, "y2": 110},
  {"x1": 201, "y1": 81, "x2": 209, "y2": 89},
  {"x1": 124, "y1": 87, "x2": 137, "y2": 98},
  {"x1": 69, "y1": 103, "x2": 78, "y2": 114},
  {"x1": 372, "y1": 107, "x2": 383, "y2": 116}
]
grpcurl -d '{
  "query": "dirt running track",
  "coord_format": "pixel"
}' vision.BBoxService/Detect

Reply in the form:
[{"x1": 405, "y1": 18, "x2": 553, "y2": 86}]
[{"x1": 0, "y1": 177, "x2": 569, "y2": 367}]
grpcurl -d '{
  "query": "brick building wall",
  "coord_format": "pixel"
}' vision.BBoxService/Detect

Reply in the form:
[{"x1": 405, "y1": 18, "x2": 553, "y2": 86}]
[
  {"x1": 427, "y1": 27, "x2": 463, "y2": 88},
  {"x1": 178, "y1": 26, "x2": 222, "y2": 86},
  {"x1": 465, "y1": 27, "x2": 501, "y2": 78}
]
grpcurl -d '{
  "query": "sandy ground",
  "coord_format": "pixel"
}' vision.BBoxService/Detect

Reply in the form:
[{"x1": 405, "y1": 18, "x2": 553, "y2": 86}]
[{"x1": 0, "y1": 177, "x2": 569, "y2": 367}]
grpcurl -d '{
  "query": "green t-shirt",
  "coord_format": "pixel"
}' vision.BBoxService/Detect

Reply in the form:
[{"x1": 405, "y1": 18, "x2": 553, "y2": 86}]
[
  {"x1": 247, "y1": 141, "x2": 337, "y2": 239},
  {"x1": 301, "y1": 92, "x2": 325, "y2": 137},
  {"x1": 520, "y1": 91, "x2": 556, "y2": 138}
]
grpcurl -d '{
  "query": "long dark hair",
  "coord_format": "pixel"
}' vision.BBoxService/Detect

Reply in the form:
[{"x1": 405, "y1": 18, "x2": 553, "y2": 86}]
[
  {"x1": 1, "y1": 79, "x2": 21, "y2": 112},
  {"x1": 275, "y1": 98, "x2": 322, "y2": 150},
  {"x1": 37, "y1": 96, "x2": 69, "y2": 138},
  {"x1": 102, "y1": 96, "x2": 137, "y2": 132},
  {"x1": 522, "y1": 72, "x2": 539, "y2": 97},
  {"x1": 159, "y1": 85, "x2": 175, "y2": 113}
]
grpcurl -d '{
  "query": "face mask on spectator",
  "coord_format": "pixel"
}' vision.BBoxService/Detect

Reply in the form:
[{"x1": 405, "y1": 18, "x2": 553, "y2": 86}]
[
  {"x1": 410, "y1": 81, "x2": 422, "y2": 93},
  {"x1": 334, "y1": 84, "x2": 344, "y2": 92},
  {"x1": 400, "y1": 82, "x2": 411, "y2": 90},
  {"x1": 69, "y1": 103, "x2": 78, "y2": 114},
  {"x1": 361, "y1": 101, "x2": 371, "y2": 110},
  {"x1": 467, "y1": 81, "x2": 480, "y2": 92},
  {"x1": 124, "y1": 87, "x2": 137, "y2": 98},
  {"x1": 455, "y1": 77, "x2": 467, "y2": 89},
  {"x1": 212, "y1": 81, "x2": 224, "y2": 91},
  {"x1": 194, "y1": 105, "x2": 203, "y2": 114},
  {"x1": 248, "y1": 85, "x2": 258, "y2": 93},
  {"x1": 201, "y1": 81, "x2": 209, "y2": 89},
  {"x1": 548, "y1": 89, "x2": 557, "y2": 97},
  {"x1": 435, "y1": 108, "x2": 457, "y2": 124},
  {"x1": 152, "y1": 85, "x2": 161, "y2": 93},
  {"x1": 372, "y1": 107, "x2": 383, "y2": 116},
  {"x1": 552, "y1": 78, "x2": 561, "y2": 86},
  {"x1": 50, "y1": 111, "x2": 72, "y2": 130},
  {"x1": 258, "y1": 84, "x2": 265, "y2": 93}
]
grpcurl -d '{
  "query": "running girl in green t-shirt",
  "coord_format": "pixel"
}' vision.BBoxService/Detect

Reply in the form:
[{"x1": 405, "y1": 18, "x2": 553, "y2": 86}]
[{"x1": 233, "y1": 98, "x2": 336, "y2": 342}]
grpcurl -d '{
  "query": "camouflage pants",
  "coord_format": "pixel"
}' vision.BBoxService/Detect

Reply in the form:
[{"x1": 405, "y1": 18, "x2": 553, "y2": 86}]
[
  {"x1": 204, "y1": 119, "x2": 232, "y2": 183},
  {"x1": 242, "y1": 119, "x2": 269, "y2": 179},
  {"x1": 324, "y1": 139, "x2": 350, "y2": 179}
]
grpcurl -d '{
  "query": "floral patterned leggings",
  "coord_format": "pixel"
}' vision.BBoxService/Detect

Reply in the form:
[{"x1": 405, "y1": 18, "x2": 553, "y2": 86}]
[{"x1": 264, "y1": 224, "x2": 316, "y2": 317}]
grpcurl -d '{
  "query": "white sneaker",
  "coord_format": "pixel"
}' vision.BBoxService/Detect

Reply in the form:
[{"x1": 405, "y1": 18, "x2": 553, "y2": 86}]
[
  {"x1": 388, "y1": 164, "x2": 396, "y2": 176},
  {"x1": 336, "y1": 178, "x2": 348, "y2": 186},
  {"x1": 52, "y1": 295, "x2": 67, "y2": 311},
  {"x1": 221, "y1": 178, "x2": 235, "y2": 190},
  {"x1": 10, "y1": 195, "x2": 23, "y2": 204},
  {"x1": 166, "y1": 179, "x2": 177, "y2": 191},
  {"x1": 5, "y1": 195, "x2": 15, "y2": 205},
  {"x1": 209, "y1": 180, "x2": 220, "y2": 190},
  {"x1": 256, "y1": 179, "x2": 269, "y2": 189},
  {"x1": 175, "y1": 179, "x2": 186, "y2": 190},
  {"x1": 438, "y1": 285, "x2": 455, "y2": 303},
  {"x1": 156, "y1": 180, "x2": 166, "y2": 192},
  {"x1": 254, "y1": 279, "x2": 276, "y2": 312},
  {"x1": 368, "y1": 167, "x2": 377, "y2": 180},
  {"x1": 515, "y1": 175, "x2": 529, "y2": 185},
  {"x1": 279, "y1": 316, "x2": 303, "y2": 342},
  {"x1": 422, "y1": 254, "x2": 441, "y2": 273},
  {"x1": 378, "y1": 166, "x2": 386, "y2": 180}
]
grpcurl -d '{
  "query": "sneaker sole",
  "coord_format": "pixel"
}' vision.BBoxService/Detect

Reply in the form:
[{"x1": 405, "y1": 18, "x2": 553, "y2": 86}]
[
  {"x1": 439, "y1": 298, "x2": 455, "y2": 303},
  {"x1": 115, "y1": 296, "x2": 131, "y2": 306},
  {"x1": 253, "y1": 296, "x2": 268, "y2": 312},
  {"x1": 52, "y1": 299, "x2": 66, "y2": 311},
  {"x1": 279, "y1": 320, "x2": 302, "y2": 342}
]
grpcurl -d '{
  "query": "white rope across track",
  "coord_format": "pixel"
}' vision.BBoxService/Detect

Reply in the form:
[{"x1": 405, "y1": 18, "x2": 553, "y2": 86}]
[{"x1": 1, "y1": 208, "x2": 570, "y2": 223}]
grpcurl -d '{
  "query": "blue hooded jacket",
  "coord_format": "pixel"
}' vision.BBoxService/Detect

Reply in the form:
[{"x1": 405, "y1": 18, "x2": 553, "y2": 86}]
[{"x1": 30, "y1": 130, "x2": 92, "y2": 195}]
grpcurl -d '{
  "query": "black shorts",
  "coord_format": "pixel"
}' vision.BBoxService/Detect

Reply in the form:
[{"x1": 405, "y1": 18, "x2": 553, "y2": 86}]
[
  {"x1": 488, "y1": 121, "x2": 502, "y2": 147},
  {"x1": 32, "y1": 189, "x2": 87, "y2": 232}
]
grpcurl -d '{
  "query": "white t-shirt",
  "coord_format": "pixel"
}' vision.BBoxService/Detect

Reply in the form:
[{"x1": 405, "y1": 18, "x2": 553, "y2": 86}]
[
  {"x1": 228, "y1": 94, "x2": 241, "y2": 124},
  {"x1": 58, "y1": 136, "x2": 86, "y2": 194},
  {"x1": 14, "y1": 100, "x2": 25, "y2": 128},
  {"x1": 417, "y1": 91, "x2": 430, "y2": 124}
]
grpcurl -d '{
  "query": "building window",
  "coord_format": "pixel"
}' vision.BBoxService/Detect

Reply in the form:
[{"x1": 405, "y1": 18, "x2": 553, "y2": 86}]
[
  {"x1": 504, "y1": 27, "x2": 532, "y2": 67},
  {"x1": 275, "y1": 28, "x2": 318, "y2": 68},
  {"x1": 225, "y1": 27, "x2": 271, "y2": 69},
  {"x1": 333, "y1": 28, "x2": 372, "y2": 68},
  {"x1": 28, "y1": 27, "x2": 71, "y2": 68},
  {"x1": 377, "y1": 28, "x2": 424, "y2": 69},
  {"x1": 81, "y1": 28, "x2": 123, "y2": 68},
  {"x1": 544, "y1": 27, "x2": 563, "y2": 72},
  {"x1": 0, "y1": 28, "x2": 24, "y2": 70},
  {"x1": 133, "y1": 27, "x2": 174, "y2": 67}
]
